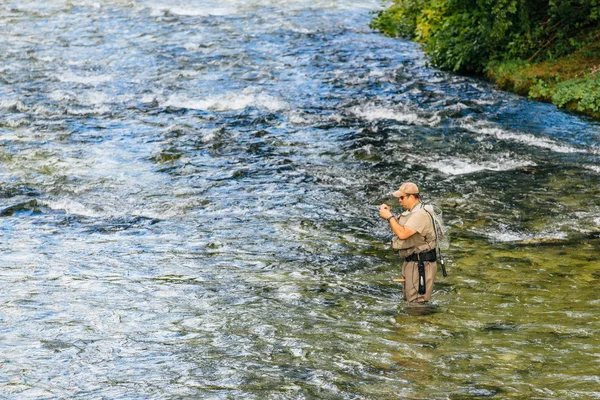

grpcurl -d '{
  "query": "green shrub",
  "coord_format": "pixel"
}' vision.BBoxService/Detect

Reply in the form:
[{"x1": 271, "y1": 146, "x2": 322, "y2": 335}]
[
  {"x1": 487, "y1": 59, "x2": 535, "y2": 95},
  {"x1": 372, "y1": 0, "x2": 600, "y2": 73},
  {"x1": 552, "y1": 75, "x2": 600, "y2": 114},
  {"x1": 369, "y1": 0, "x2": 426, "y2": 38}
]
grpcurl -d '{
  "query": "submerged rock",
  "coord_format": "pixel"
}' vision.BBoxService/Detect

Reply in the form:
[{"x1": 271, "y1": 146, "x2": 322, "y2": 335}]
[
  {"x1": 513, "y1": 237, "x2": 567, "y2": 245},
  {"x1": 0, "y1": 199, "x2": 41, "y2": 217}
]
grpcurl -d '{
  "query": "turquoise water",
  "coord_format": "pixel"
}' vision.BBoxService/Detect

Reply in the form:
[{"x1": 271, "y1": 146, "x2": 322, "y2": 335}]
[{"x1": 0, "y1": 0, "x2": 599, "y2": 398}]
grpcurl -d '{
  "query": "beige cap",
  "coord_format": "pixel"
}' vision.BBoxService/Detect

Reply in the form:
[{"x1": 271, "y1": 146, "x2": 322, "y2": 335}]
[{"x1": 392, "y1": 182, "x2": 419, "y2": 197}]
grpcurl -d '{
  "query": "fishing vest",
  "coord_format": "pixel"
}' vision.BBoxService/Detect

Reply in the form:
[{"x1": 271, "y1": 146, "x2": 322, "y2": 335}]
[{"x1": 393, "y1": 202, "x2": 437, "y2": 258}]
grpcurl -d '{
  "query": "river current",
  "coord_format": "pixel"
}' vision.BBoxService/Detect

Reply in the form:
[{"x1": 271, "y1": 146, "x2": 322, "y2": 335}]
[{"x1": 1, "y1": 1, "x2": 599, "y2": 399}]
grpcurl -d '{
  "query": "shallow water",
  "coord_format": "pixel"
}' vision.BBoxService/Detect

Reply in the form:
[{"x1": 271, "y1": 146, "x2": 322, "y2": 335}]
[{"x1": 0, "y1": 0, "x2": 599, "y2": 398}]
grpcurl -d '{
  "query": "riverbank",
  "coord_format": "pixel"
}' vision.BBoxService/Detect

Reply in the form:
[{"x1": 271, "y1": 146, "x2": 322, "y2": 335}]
[
  {"x1": 370, "y1": 1, "x2": 600, "y2": 120},
  {"x1": 486, "y1": 43, "x2": 600, "y2": 120}
]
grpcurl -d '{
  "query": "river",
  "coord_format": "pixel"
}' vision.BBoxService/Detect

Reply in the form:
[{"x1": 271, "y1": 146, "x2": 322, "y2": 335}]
[{"x1": 1, "y1": 0, "x2": 599, "y2": 398}]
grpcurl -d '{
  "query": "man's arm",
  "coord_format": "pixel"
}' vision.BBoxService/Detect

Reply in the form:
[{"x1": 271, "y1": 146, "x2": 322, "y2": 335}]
[
  {"x1": 379, "y1": 204, "x2": 417, "y2": 240},
  {"x1": 389, "y1": 218, "x2": 417, "y2": 240}
]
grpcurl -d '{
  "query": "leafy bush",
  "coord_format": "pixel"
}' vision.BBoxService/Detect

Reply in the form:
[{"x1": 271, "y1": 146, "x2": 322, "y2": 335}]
[
  {"x1": 423, "y1": 0, "x2": 523, "y2": 71},
  {"x1": 369, "y1": 0, "x2": 426, "y2": 38},
  {"x1": 371, "y1": 0, "x2": 600, "y2": 73},
  {"x1": 552, "y1": 75, "x2": 600, "y2": 114}
]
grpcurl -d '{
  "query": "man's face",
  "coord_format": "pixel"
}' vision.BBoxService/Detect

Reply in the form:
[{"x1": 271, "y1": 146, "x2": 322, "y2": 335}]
[{"x1": 397, "y1": 193, "x2": 410, "y2": 209}]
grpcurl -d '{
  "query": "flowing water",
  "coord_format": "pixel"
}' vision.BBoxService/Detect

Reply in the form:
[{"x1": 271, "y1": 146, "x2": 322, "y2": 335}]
[{"x1": 1, "y1": 0, "x2": 599, "y2": 398}]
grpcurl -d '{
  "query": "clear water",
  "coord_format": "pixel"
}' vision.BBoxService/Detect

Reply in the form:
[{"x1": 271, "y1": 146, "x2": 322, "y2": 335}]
[{"x1": 1, "y1": 1, "x2": 599, "y2": 398}]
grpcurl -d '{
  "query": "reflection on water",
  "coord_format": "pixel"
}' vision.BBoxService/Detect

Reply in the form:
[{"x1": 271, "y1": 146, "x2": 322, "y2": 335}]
[
  {"x1": 0, "y1": 0, "x2": 599, "y2": 398},
  {"x1": 401, "y1": 302, "x2": 441, "y2": 317}
]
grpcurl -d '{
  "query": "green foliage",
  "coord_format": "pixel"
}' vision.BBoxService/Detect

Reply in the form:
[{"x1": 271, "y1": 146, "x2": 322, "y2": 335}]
[
  {"x1": 369, "y1": 0, "x2": 426, "y2": 38},
  {"x1": 371, "y1": 0, "x2": 600, "y2": 73},
  {"x1": 515, "y1": 0, "x2": 600, "y2": 61},
  {"x1": 529, "y1": 79, "x2": 553, "y2": 101},
  {"x1": 419, "y1": 0, "x2": 522, "y2": 72},
  {"x1": 487, "y1": 59, "x2": 536, "y2": 95},
  {"x1": 551, "y1": 75, "x2": 600, "y2": 114},
  {"x1": 372, "y1": 0, "x2": 600, "y2": 118},
  {"x1": 488, "y1": 55, "x2": 600, "y2": 118}
]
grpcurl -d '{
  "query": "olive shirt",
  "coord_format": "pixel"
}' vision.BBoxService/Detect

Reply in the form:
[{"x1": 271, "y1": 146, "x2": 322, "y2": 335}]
[{"x1": 395, "y1": 202, "x2": 437, "y2": 258}]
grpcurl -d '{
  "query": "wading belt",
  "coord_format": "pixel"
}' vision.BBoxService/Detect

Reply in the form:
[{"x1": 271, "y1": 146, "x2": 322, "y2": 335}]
[
  {"x1": 404, "y1": 250, "x2": 437, "y2": 295},
  {"x1": 404, "y1": 249, "x2": 437, "y2": 262}
]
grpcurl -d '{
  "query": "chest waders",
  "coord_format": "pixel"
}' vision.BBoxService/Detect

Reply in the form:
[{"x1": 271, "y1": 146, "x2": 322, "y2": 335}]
[
  {"x1": 392, "y1": 202, "x2": 448, "y2": 299},
  {"x1": 407, "y1": 203, "x2": 445, "y2": 296},
  {"x1": 405, "y1": 250, "x2": 437, "y2": 294}
]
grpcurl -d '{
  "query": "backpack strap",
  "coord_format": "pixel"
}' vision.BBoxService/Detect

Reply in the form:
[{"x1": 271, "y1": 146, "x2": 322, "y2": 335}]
[{"x1": 423, "y1": 205, "x2": 448, "y2": 277}]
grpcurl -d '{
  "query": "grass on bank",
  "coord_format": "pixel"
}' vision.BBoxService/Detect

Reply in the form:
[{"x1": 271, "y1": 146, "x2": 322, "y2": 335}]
[{"x1": 486, "y1": 41, "x2": 600, "y2": 119}]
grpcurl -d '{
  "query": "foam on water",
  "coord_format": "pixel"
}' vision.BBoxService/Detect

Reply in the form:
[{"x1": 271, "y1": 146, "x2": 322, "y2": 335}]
[
  {"x1": 48, "y1": 90, "x2": 75, "y2": 102},
  {"x1": 428, "y1": 155, "x2": 536, "y2": 175},
  {"x1": 287, "y1": 112, "x2": 312, "y2": 125},
  {"x1": 584, "y1": 164, "x2": 600, "y2": 173},
  {"x1": 163, "y1": 90, "x2": 287, "y2": 112},
  {"x1": 56, "y1": 73, "x2": 114, "y2": 85},
  {"x1": 0, "y1": 99, "x2": 28, "y2": 112},
  {"x1": 480, "y1": 229, "x2": 568, "y2": 242},
  {"x1": 41, "y1": 199, "x2": 107, "y2": 218},
  {"x1": 80, "y1": 91, "x2": 112, "y2": 106},
  {"x1": 2, "y1": 118, "x2": 29, "y2": 128},
  {"x1": 473, "y1": 99, "x2": 499, "y2": 106},
  {"x1": 182, "y1": 43, "x2": 201, "y2": 52},
  {"x1": 169, "y1": 6, "x2": 238, "y2": 16},
  {"x1": 350, "y1": 105, "x2": 441, "y2": 127},
  {"x1": 462, "y1": 120, "x2": 586, "y2": 154},
  {"x1": 66, "y1": 105, "x2": 112, "y2": 115},
  {"x1": 198, "y1": 128, "x2": 225, "y2": 143},
  {"x1": 147, "y1": 3, "x2": 238, "y2": 17}
]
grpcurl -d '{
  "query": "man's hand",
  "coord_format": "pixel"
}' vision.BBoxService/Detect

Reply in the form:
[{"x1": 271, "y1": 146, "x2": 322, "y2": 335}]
[
  {"x1": 379, "y1": 204, "x2": 392, "y2": 219},
  {"x1": 380, "y1": 203, "x2": 416, "y2": 240}
]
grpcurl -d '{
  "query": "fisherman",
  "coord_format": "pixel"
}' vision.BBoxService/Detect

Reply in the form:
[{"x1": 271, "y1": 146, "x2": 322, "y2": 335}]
[{"x1": 379, "y1": 182, "x2": 438, "y2": 303}]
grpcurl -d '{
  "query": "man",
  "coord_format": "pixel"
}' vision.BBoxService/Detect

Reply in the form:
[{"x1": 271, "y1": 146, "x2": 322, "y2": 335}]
[{"x1": 379, "y1": 182, "x2": 437, "y2": 303}]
